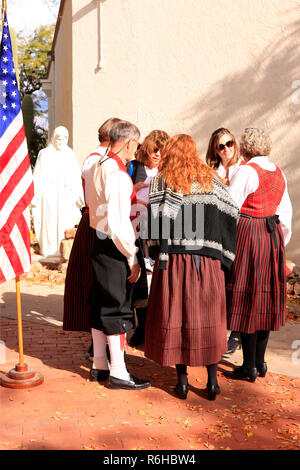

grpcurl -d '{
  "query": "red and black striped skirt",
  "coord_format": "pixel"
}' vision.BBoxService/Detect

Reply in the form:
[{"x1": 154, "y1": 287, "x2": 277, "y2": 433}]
[
  {"x1": 144, "y1": 254, "x2": 227, "y2": 367},
  {"x1": 63, "y1": 212, "x2": 95, "y2": 332},
  {"x1": 226, "y1": 215, "x2": 286, "y2": 334}
]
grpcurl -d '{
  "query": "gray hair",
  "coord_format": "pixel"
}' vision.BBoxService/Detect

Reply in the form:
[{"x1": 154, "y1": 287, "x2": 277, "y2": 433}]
[
  {"x1": 109, "y1": 120, "x2": 140, "y2": 145},
  {"x1": 240, "y1": 128, "x2": 272, "y2": 158}
]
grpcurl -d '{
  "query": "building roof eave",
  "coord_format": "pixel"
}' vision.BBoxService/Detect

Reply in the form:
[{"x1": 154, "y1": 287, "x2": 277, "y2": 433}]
[{"x1": 46, "y1": 0, "x2": 66, "y2": 78}]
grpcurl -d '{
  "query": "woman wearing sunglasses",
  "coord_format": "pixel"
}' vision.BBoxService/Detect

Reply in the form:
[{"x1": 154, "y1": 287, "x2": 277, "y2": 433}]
[
  {"x1": 126, "y1": 129, "x2": 169, "y2": 347},
  {"x1": 206, "y1": 128, "x2": 243, "y2": 354}
]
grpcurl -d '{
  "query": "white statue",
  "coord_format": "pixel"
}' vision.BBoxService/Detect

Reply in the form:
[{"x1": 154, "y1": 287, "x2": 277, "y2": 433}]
[{"x1": 32, "y1": 126, "x2": 84, "y2": 257}]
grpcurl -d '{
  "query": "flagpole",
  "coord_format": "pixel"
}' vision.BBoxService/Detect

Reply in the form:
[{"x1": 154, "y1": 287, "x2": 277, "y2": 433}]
[
  {"x1": 15, "y1": 276, "x2": 24, "y2": 366},
  {"x1": 2, "y1": 0, "x2": 7, "y2": 27}
]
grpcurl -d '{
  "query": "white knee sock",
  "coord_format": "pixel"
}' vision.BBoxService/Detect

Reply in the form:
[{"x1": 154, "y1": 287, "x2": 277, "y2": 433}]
[
  {"x1": 91, "y1": 328, "x2": 109, "y2": 370},
  {"x1": 107, "y1": 333, "x2": 130, "y2": 381}
]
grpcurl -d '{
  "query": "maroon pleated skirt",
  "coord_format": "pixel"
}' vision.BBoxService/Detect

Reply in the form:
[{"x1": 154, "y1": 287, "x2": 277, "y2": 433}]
[
  {"x1": 144, "y1": 254, "x2": 227, "y2": 367},
  {"x1": 226, "y1": 216, "x2": 286, "y2": 334},
  {"x1": 63, "y1": 212, "x2": 95, "y2": 332}
]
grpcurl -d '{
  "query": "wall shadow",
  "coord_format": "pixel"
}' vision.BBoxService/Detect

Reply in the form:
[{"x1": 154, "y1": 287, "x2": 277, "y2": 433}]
[{"x1": 179, "y1": 12, "x2": 300, "y2": 261}]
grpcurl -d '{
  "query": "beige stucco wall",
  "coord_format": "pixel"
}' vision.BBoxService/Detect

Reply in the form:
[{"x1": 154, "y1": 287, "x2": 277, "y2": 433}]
[
  {"x1": 51, "y1": 0, "x2": 300, "y2": 262},
  {"x1": 48, "y1": 0, "x2": 73, "y2": 144}
]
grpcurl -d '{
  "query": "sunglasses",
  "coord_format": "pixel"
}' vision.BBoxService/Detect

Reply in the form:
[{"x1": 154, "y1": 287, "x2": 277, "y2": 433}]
[
  {"x1": 218, "y1": 140, "x2": 234, "y2": 151},
  {"x1": 153, "y1": 147, "x2": 160, "y2": 154}
]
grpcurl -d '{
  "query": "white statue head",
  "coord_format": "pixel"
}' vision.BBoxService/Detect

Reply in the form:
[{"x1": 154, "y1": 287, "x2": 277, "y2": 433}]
[{"x1": 51, "y1": 126, "x2": 69, "y2": 151}]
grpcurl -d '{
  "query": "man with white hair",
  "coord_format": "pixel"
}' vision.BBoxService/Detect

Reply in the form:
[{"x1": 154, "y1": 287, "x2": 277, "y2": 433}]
[
  {"x1": 32, "y1": 126, "x2": 84, "y2": 257},
  {"x1": 86, "y1": 120, "x2": 151, "y2": 390}
]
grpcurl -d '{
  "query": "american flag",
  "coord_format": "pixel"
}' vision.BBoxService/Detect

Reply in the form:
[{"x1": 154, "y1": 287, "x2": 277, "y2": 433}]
[{"x1": 0, "y1": 13, "x2": 34, "y2": 283}]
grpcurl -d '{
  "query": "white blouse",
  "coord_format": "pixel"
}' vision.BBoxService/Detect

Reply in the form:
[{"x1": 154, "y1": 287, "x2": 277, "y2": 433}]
[
  {"x1": 217, "y1": 158, "x2": 243, "y2": 183},
  {"x1": 228, "y1": 156, "x2": 293, "y2": 246}
]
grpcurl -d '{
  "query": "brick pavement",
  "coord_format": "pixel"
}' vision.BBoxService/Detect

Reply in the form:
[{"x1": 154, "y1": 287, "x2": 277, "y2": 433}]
[{"x1": 0, "y1": 316, "x2": 300, "y2": 451}]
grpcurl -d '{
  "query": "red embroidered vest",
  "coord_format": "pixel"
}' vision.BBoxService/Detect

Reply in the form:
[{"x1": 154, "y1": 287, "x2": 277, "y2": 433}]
[
  {"x1": 241, "y1": 162, "x2": 285, "y2": 217},
  {"x1": 108, "y1": 153, "x2": 137, "y2": 212}
]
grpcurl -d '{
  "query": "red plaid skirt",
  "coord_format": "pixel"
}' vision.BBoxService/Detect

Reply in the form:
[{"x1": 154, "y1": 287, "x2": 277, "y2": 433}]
[
  {"x1": 226, "y1": 215, "x2": 286, "y2": 333},
  {"x1": 144, "y1": 254, "x2": 227, "y2": 367}
]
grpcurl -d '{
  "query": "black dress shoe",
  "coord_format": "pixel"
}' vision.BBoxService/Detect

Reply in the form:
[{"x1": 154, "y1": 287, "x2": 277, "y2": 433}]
[
  {"x1": 224, "y1": 366, "x2": 258, "y2": 383},
  {"x1": 256, "y1": 362, "x2": 268, "y2": 377},
  {"x1": 206, "y1": 383, "x2": 220, "y2": 401},
  {"x1": 89, "y1": 368, "x2": 110, "y2": 382},
  {"x1": 225, "y1": 335, "x2": 241, "y2": 354},
  {"x1": 109, "y1": 374, "x2": 151, "y2": 390},
  {"x1": 174, "y1": 383, "x2": 189, "y2": 400}
]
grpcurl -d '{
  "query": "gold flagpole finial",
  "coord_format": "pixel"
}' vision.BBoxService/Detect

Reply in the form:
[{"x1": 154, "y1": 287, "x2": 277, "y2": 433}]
[{"x1": 2, "y1": 0, "x2": 7, "y2": 28}]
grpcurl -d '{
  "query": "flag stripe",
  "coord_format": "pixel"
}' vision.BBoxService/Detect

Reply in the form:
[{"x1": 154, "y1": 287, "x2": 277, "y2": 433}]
[
  {"x1": 0, "y1": 136, "x2": 27, "y2": 189},
  {"x1": 1, "y1": 167, "x2": 33, "y2": 229},
  {"x1": 10, "y1": 221, "x2": 31, "y2": 272},
  {"x1": 0, "y1": 111, "x2": 23, "y2": 156},
  {"x1": 0, "y1": 153, "x2": 31, "y2": 211},
  {"x1": 0, "y1": 124, "x2": 26, "y2": 171},
  {"x1": 0, "y1": 245, "x2": 17, "y2": 281},
  {"x1": 1, "y1": 182, "x2": 34, "y2": 233},
  {"x1": 0, "y1": 267, "x2": 5, "y2": 284}
]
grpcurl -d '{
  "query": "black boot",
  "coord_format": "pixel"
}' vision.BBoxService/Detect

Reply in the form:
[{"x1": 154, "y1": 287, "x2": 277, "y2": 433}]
[
  {"x1": 256, "y1": 330, "x2": 270, "y2": 377},
  {"x1": 224, "y1": 332, "x2": 258, "y2": 382},
  {"x1": 206, "y1": 363, "x2": 220, "y2": 400},
  {"x1": 129, "y1": 308, "x2": 146, "y2": 347},
  {"x1": 225, "y1": 331, "x2": 241, "y2": 354},
  {"x1": 175, "y1": 364, "x2": 189, "y2": 399}
]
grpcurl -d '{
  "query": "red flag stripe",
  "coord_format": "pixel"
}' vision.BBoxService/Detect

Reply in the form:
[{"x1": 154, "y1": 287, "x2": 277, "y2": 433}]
[
  {"x1": 16, "y1": 212, "x2": 31, "y2": 260},
  {"x1": 2, "y1": 235, "x2": 24, "y2": 277},
  {"x1": 0, "y1": 153, "x2": 31, "y2": 211},
  {"x1": 0, "y1": 111, "x2": 23, "y2": 157},
  {"x1": 0, "y1": 267, "x2": 5, "y2": 284},
  {"x1": 0, "y1": 125, "x2": 26, "y2": 171},
  {"x1": 1, "y1": 183, "x2": 34, "y2": 235}
]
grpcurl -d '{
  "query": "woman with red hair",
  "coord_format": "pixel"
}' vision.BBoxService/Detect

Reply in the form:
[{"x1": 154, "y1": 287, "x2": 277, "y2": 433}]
[{"x1": 144, "y1": 135, "x2": 239, "y2": 400}]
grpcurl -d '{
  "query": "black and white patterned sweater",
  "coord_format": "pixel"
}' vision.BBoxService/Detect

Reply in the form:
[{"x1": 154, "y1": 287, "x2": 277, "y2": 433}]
[{"x1": 141, "y1": 174, "x2": 239, "y2": 270}]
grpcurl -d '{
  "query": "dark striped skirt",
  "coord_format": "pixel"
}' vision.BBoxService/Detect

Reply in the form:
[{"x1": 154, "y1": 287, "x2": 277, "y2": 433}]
[
  {"x1": 226, "y1": 215, "x2": 286, "y2": 334},
  {"x1": 63, "y1": 212, "x2": 95, "y2": 332},
  {"x1": 144, "y1": 254, "x2": 227, "y2": 367}
]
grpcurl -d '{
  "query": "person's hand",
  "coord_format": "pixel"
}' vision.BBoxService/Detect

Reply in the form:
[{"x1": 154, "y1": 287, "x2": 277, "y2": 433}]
[
  {"x1": 128, "y1": 263, "x2": 141, "y2": 283},
  {"x1": 134, "y1": 182, "x2": 149, "y2": 192}
]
